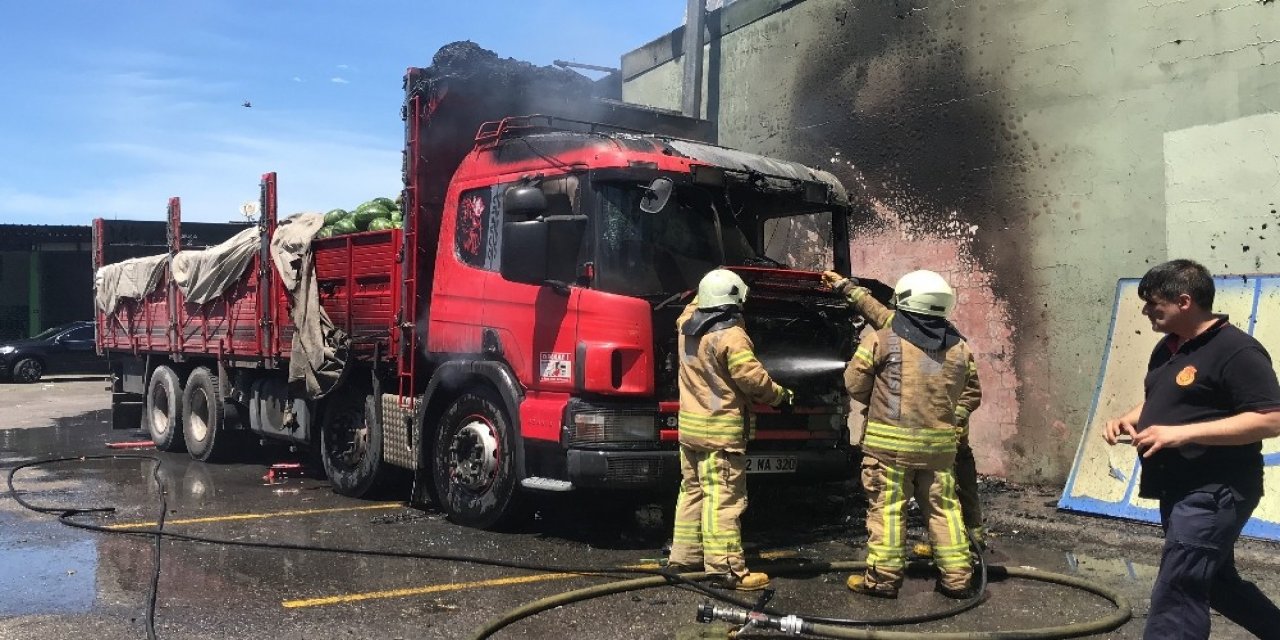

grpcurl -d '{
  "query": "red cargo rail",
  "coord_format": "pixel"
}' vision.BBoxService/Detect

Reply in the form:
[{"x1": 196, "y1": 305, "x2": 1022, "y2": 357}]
[{"x1": 95, "y1": 173, "x2": 402, "y2": 364}]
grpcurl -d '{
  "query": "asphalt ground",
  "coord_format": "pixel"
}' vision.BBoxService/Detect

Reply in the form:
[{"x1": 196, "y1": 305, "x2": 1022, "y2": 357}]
[{"x1": 2, "y1": 380, "x2": 1279, "y2": 639}]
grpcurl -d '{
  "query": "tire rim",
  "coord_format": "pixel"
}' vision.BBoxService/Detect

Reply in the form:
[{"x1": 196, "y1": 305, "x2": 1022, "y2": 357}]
[
  {"x1": 189, "y1": 388, "x2": 210, "y2": 443},
  {"x1": 18, "y1": 361, "x2": 41, "y2": 382},
  {"x1": 448, "y1": 416, "x2": 499, "y2": 491},
  {"x1": 150, "y1": 385, "x2": 171, "y2": 437}
]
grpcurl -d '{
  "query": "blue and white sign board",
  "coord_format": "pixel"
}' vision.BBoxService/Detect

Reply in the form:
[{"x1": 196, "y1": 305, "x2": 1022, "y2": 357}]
[{"x1": 1060, "y1": 275, "x2": 1280, "y2": 541}]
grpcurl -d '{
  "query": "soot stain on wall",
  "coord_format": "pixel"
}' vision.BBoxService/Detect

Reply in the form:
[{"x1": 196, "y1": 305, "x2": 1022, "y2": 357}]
[{"x1": 784, "y1": 1, "x2": 1058, "y2": 478}]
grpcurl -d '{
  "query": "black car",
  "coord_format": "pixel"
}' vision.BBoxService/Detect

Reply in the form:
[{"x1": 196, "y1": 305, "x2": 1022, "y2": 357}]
[{"x1": 0, "y1": 321, "x2": 107, "y2": 383}]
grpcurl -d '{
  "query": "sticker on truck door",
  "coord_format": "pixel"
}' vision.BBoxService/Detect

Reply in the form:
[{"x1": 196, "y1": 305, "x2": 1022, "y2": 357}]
[{"x1": 539, "y1": 352, "x2": 572, "y2": 382}]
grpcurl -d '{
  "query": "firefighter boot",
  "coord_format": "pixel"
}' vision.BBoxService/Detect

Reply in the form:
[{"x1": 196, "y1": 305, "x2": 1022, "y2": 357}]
[
  {"x1": 846, "y1": 574, "x2": 899, "y2": 599},
  {"x1": 936, "y1": 581, "x2": 978, "y2": 600},
  {"x1": 710, "y1": 571, "x2": 771, "y2": 591}
]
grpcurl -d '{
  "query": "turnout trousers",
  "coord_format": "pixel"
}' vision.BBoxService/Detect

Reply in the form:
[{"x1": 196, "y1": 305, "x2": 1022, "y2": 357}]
[
  {"x1": 862, "y1": 456, "x2": 972, "y2": 591},
  {"x1": 668, "y1": 446, "x2": 749, "y2": 577},
  {"x1": 1144, "y1": 486, "x2": 1280, "y2": 640}
]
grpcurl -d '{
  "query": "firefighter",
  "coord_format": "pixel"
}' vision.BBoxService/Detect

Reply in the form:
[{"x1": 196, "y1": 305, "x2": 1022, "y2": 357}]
[
  {"x1": 666, "y1": 268, "x2": 794, "y2": 591},
  {"x1": 822, "y1": 270, "x2": 986, "y2": 556},
  {"x1": 824, "y1": 269, "x2": 982, "y2": 599}
]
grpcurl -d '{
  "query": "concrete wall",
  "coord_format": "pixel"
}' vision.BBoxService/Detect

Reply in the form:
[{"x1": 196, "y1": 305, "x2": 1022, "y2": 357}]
[{"x1": 621, "y1": 0, "x2": 1280, "y2": 482}]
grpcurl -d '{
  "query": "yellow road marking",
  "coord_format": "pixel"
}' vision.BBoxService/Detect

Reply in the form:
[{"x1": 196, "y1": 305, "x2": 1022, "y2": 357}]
[
  {"x1": 282, "y1": 549, "x2": 800, "y2": 609},
  {"x1": 104, "y1": 503, "x2": 404, "y2": 530},
  {"x1": 283, "y1": 572, "x2": 582, "y2": 608}
]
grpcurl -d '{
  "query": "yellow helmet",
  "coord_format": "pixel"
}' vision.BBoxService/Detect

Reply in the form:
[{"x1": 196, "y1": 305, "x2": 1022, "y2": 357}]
[
  {"x1": 893, "y1": 270, "x2": 955, "y2": 318},
  {"x1": 697, "y1": 269, "x2": 749, "y2": 309}
]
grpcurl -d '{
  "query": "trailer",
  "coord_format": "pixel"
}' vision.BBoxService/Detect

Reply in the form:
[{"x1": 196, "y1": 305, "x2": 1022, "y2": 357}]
[{"x1": 95, "y1": 43, "x2": 862, "y2": 529}]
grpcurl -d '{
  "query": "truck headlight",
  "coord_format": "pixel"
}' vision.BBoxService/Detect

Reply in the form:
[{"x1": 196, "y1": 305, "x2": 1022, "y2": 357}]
[
  {"x1": 570, "y1": 411, "x2": 657, "y2": 444},
  {"x1": 0, "y1": 346, "x2": 14, "y2": 355}
]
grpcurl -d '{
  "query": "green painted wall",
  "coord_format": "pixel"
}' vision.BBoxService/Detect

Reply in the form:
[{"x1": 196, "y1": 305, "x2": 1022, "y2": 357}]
[{"x1": 622, "y1": 0, "x2": 1280, "y2": 482}]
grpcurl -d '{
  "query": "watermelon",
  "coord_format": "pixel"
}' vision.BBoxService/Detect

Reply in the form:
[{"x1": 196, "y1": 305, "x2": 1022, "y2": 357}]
[
  {"x1": 372, "y1": 197, "x2": 396, "y2": 211},
  {"x1": 332, "y1": 217, "x2": 358, "y2": 235},
  {"x1": 367, "y1": 217, "x2": 394, "y2": 232},
  {"x1": 390, "y1": 210, "x2": 402, "y2": 224},
  {"x1": 324, "y1": 208, "x2": 348, "y2": 225},
  {"x1": 314, "y1": 226, "x2": 334, "y2": 239},
  {"x1": 356, "y1": 200, "x2": 390, "y2": 215},
  {"x1": 350, "y1": 209, "x2": 377, "y2": 230}
]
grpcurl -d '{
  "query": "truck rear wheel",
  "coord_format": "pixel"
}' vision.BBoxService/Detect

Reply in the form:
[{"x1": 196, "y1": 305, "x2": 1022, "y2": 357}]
[
  {"x1": 183, "y1": 367, "x2": 226, "y2": 462},
  {"x1": 432, "y1": 389, "x2": 525, "y2": 530},
  {"x1": 147, "y1": 365, "x2": 185, "y2": 452},
  {"x1": 321, "y1": 391, "x2": 388, "y2": 497}
]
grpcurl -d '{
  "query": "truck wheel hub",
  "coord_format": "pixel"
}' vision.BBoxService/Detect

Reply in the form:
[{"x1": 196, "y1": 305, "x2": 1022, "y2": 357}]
[{"x1": 449, "y1": 419, "x2": 498, "y2": 490}]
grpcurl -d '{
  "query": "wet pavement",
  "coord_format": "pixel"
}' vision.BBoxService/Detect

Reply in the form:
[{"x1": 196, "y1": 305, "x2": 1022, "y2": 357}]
[{"x1": 3, "y1": 382, "x2": 1280, "y2": 639}]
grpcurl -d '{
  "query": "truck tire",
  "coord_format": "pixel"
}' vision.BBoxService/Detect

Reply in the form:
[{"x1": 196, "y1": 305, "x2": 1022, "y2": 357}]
[
  {"x1": 183, "y1": 367, "x2": 226, "y2": 462},
  {"x1": 147, "y1": 365, "x2": 185, "y2": 452},
  {"x1": 11, "y1": 358, "x2": 44, "y2": 384},
  {"x1": 321, "y1": 391, "x2": 388, "y2": 497},
  {"x1": 432, "y1": 388, "x2": 526, "y2": 530}
]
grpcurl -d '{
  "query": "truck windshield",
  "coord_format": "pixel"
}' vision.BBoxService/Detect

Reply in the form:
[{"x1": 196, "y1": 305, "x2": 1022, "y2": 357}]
[{"x1": 594, "y1": 182, "x2": 835, "y2": 298}]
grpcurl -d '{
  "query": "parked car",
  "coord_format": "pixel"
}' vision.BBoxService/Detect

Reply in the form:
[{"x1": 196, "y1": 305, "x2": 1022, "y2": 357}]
[{"x1": 0, "y1": 321, "x2": 107, "y2": 383}]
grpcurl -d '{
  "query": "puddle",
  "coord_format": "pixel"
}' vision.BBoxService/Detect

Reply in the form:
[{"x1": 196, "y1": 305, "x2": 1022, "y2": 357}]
[{"x1": 0, "y1": 538, "x2": 97, "y2": 614}]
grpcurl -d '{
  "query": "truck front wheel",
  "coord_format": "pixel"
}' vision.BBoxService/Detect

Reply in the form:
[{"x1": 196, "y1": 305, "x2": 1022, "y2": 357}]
[
  {"x1": 432, "y1": 389, "x2": 525, "y2": 530},
  {"x1": 321, "y1": 391, "x2": 388, "y2": 497}
]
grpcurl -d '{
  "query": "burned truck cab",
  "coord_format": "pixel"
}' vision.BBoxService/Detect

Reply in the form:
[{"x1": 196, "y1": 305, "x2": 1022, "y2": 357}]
[{"x1": 493, "y1": 130, "x2": 860, "y2": 491}]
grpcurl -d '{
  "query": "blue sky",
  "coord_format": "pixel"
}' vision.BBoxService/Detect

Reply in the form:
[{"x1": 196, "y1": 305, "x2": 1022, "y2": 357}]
[{"x1": 0, "y1": 2, "x2": 687, "y2": 224}]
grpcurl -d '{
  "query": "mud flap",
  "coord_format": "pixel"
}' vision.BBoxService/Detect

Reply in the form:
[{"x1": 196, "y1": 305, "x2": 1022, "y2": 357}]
[{"x1": 112, "y1": 393, "x2": 144, "y2": 430}]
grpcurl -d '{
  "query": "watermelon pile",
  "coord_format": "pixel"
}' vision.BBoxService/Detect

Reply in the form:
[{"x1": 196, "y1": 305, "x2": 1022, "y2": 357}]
[{"x1": 315, "y1": 196, "x2": 404, "y2": 239}]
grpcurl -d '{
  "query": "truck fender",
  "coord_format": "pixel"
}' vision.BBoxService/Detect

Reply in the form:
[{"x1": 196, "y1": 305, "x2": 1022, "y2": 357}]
[{"x1": 410, "y1": 360, "x2": 525, "y2": 507}]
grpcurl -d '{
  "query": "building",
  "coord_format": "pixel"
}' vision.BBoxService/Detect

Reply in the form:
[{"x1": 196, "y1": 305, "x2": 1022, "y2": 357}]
[
  {"x1": 621, "y1": 0, "x2": 1280, "y2": 482},
  {"x1": 0, "y1": 225, "x2": 94, "y2": 340}
]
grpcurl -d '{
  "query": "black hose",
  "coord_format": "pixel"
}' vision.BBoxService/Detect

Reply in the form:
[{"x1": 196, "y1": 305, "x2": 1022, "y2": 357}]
[
  {"x1": 9, "y1": 456, "x2": 1130, "y2": 640},
  {"x1": 7, "y1": 455, "x2": 167, "y2": 640},
  {"x1": 471, "y1": 560, "x2": 1132, "y2": 640}
]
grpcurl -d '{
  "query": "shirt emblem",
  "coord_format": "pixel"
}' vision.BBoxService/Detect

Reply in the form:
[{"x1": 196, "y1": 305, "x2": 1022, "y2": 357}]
[{"x1": 1175, "y1": 365, "x2": 1197, "y2": 387}]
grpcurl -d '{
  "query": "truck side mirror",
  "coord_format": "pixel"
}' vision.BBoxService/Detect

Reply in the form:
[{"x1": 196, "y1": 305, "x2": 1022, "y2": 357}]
[
  {"x1": 501, "y1": 220, "x2": 548, "y2": 285},
  {"x1": 640, "y1": 177, "x2": 674, "y2": 214},
  {"x1": 503, "y1": 184, "x2": 548, "y2": 217}
]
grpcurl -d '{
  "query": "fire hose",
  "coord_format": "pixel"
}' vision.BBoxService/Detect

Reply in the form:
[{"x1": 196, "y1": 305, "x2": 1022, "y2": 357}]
[
  {"x1": 9, "y1": 456, "x2": 1130, "y2": 640},
  {"x1": 470, "y1": 555, "x2": 1132, "y2": 640}
]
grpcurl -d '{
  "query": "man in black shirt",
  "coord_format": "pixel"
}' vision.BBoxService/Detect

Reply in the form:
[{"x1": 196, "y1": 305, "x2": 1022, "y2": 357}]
[{"x1": 1103, "y1": 259, "x2": 1280, "y2": 640}]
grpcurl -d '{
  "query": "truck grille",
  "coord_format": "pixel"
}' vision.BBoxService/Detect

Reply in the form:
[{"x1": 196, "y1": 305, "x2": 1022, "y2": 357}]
[{"x1": 605, "y1": 457, "x2": 663, "y2": 485}]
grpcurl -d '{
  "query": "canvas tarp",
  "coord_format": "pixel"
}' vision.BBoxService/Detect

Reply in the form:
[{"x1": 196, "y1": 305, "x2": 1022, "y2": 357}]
[
  {"x1": 171, "y1": 226, "x2": 261, "y2": 305},
  {"x1": 270, "y1": 213, "x2": 348, "y2": 398},
  {"x1": 94, "y1": 254, "x2": 169, "y2": 314}
]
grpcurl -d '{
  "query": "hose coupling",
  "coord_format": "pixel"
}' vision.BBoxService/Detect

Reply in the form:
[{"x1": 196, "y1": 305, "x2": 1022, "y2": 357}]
[{"x1": 695, "y1": 602, "x2": 810, "y2": 636}]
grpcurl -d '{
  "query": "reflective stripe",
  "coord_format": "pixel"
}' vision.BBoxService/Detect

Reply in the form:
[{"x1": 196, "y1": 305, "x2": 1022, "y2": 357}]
[
  {"x1": 864, "y1": 421, "x2": 957, "y2": 454},
  {"x1": 679, "y1": 411, "x2": 746, "y2": 440},
  {"x1": 854, "y1": 346, "x2": 874, "y2": 366},
  {"x1": 679, "y1": 411, "x2": 744, "y2": 426},
  {"x1": 726, "y1": 350, "x2": 756, "y2": 368}
]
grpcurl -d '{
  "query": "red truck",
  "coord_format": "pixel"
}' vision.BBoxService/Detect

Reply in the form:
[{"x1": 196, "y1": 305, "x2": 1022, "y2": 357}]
[{"x1": 95, "y1": 44, "x2": 860, "y2": 529}]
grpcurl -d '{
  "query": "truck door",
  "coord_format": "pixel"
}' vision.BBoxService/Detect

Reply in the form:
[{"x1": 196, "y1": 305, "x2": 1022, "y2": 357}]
[{"x1": 481, "y1": 176, "x2": 584, "y2": 398}]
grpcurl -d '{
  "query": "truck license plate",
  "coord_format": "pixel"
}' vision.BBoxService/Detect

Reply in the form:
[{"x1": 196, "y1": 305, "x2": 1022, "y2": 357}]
[{"x1": 745, "y1": 455, "x2": 797, "y2": 474}]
